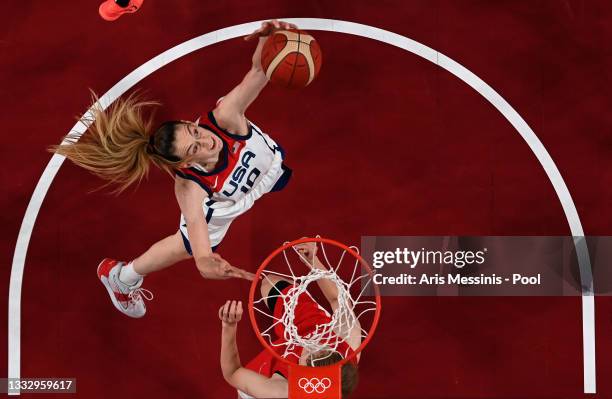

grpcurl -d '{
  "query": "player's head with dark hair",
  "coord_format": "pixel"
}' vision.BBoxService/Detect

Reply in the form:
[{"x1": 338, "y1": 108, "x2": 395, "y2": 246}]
[{"x1": 307, "y1": 350, "x2": 359, "y2": 396}]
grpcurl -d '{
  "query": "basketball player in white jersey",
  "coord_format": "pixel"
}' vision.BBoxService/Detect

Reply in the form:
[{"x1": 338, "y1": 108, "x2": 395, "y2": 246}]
[
  {"x1": 53, "y1": 20, "x2": 297, "y2": 318},
  {"x1": 218, "y1": 242, "x2": 361, "y2": 398}
]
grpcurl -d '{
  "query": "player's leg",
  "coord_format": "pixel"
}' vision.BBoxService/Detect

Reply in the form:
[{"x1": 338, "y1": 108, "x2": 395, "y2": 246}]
[{"x1": 132, "y1": 230, "x2": 191, "y2": 275}]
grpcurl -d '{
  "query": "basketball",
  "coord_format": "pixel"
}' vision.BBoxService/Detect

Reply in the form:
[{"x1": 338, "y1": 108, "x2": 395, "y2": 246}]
[{"x1": 261, "y1": 29, "x2": 322, "y2": 89}]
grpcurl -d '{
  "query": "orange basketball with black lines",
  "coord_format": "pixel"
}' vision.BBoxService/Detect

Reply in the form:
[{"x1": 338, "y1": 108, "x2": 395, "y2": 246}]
[{"x1": 261, "y1": 29, "x2": 322, "y2": 89}]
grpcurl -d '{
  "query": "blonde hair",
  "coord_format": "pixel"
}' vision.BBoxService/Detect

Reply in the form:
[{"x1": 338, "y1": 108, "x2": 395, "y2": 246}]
[{"x1": 50, "y1": 92, "x2": 181, "y2": 193}]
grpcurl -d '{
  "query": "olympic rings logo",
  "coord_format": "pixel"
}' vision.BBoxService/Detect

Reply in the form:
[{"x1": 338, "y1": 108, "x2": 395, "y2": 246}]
[{"x1": 298, "y1": 377, "x2": 332, "y2": 394}]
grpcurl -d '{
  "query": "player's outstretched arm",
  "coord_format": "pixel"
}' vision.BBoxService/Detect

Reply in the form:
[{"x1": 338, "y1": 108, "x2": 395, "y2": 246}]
[
  {"x1": 213, "y1": 19, "x2": 297, "y2": 135},
  {"x1": 219, "y1": 300, "x2": 287, "y2": 398},
  {"x1": 175, "y1": 178, "x2": 254, "y2": 280}
]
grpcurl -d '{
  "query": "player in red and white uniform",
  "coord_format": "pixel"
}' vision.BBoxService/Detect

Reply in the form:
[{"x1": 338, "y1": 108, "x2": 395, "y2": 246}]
[
  {"x1": 54, "y1": 20, "x2": 297, "y2": 319},
  {"x1": 218, "y1": 242, "x2": 361, "y2": 398}
]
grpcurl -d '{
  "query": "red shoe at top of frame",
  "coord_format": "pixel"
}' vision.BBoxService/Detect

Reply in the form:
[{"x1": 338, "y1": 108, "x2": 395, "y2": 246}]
[{"x1": 99, "y1": 0, "x2": 144, "y2": 21}]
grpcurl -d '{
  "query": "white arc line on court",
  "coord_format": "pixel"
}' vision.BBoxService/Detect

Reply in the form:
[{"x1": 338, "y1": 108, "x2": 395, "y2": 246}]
[{"x1": 8, "y1": 18, "x2": 595, "y2": 395}]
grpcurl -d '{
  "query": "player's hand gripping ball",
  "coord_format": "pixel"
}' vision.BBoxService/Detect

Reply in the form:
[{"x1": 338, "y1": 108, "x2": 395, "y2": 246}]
[{"x1": 261, "y1": 29, "x2": 322, "y2": 89}]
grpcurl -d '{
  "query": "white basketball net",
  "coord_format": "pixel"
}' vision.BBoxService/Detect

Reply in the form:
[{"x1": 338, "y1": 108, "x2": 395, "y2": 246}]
[{"x1": 252, "y1": 239, "x2": 378, "y2": 362}]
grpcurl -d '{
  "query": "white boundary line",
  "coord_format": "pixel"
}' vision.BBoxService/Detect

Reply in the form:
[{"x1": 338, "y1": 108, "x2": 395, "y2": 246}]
[{"x1": 8, "y1": 18, "x2": 595, "y2": 394}]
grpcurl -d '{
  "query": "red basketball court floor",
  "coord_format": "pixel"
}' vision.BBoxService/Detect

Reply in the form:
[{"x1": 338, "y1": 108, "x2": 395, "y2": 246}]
[{"x1": 2, "y1": 1, "x2": 612, "y2": 398}]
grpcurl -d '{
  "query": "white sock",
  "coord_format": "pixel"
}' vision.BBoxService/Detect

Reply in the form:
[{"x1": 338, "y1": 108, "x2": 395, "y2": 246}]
[{"x1": 119, "y1": 261, "x2": 143, "y2": 286}]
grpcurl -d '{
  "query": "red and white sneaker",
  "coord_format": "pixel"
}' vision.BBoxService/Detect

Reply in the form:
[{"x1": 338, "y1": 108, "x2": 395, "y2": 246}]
[
  {"x1": 99, "y1": 0, "x2": 144, "y2": 21},
  {"x1": 97, "y1": 258, "x2": 152, "y2": 318}
]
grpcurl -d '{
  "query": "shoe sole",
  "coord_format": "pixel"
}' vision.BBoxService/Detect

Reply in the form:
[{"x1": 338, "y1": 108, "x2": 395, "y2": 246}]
[
  {"x1": 98, "y1": 5, "x2": 140, "y2": 21},
  {"x1": 97, "y1": 260, "x2": 145, "y2": 319}
]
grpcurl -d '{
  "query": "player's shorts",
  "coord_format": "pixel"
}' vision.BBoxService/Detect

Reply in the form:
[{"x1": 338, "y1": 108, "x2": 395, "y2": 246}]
[{"x1": 178, "y1": 155, "x2": 292, "y2": 255}]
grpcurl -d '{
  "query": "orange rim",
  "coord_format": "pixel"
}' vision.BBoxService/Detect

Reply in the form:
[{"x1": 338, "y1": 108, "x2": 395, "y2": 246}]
[{"x1": 248, "y1": 236, "x2": 381, "y2": 367}]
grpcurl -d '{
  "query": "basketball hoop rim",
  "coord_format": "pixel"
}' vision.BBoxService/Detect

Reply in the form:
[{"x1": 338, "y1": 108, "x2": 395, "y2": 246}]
[{"x1": 248, "y1": 236, "x2": 382, "y2": 368}]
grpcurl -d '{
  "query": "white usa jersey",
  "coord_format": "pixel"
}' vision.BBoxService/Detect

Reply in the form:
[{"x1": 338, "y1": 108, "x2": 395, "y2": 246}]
[{"x1": 176, "y1": 111, "x2": 291, "y2": 252}]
